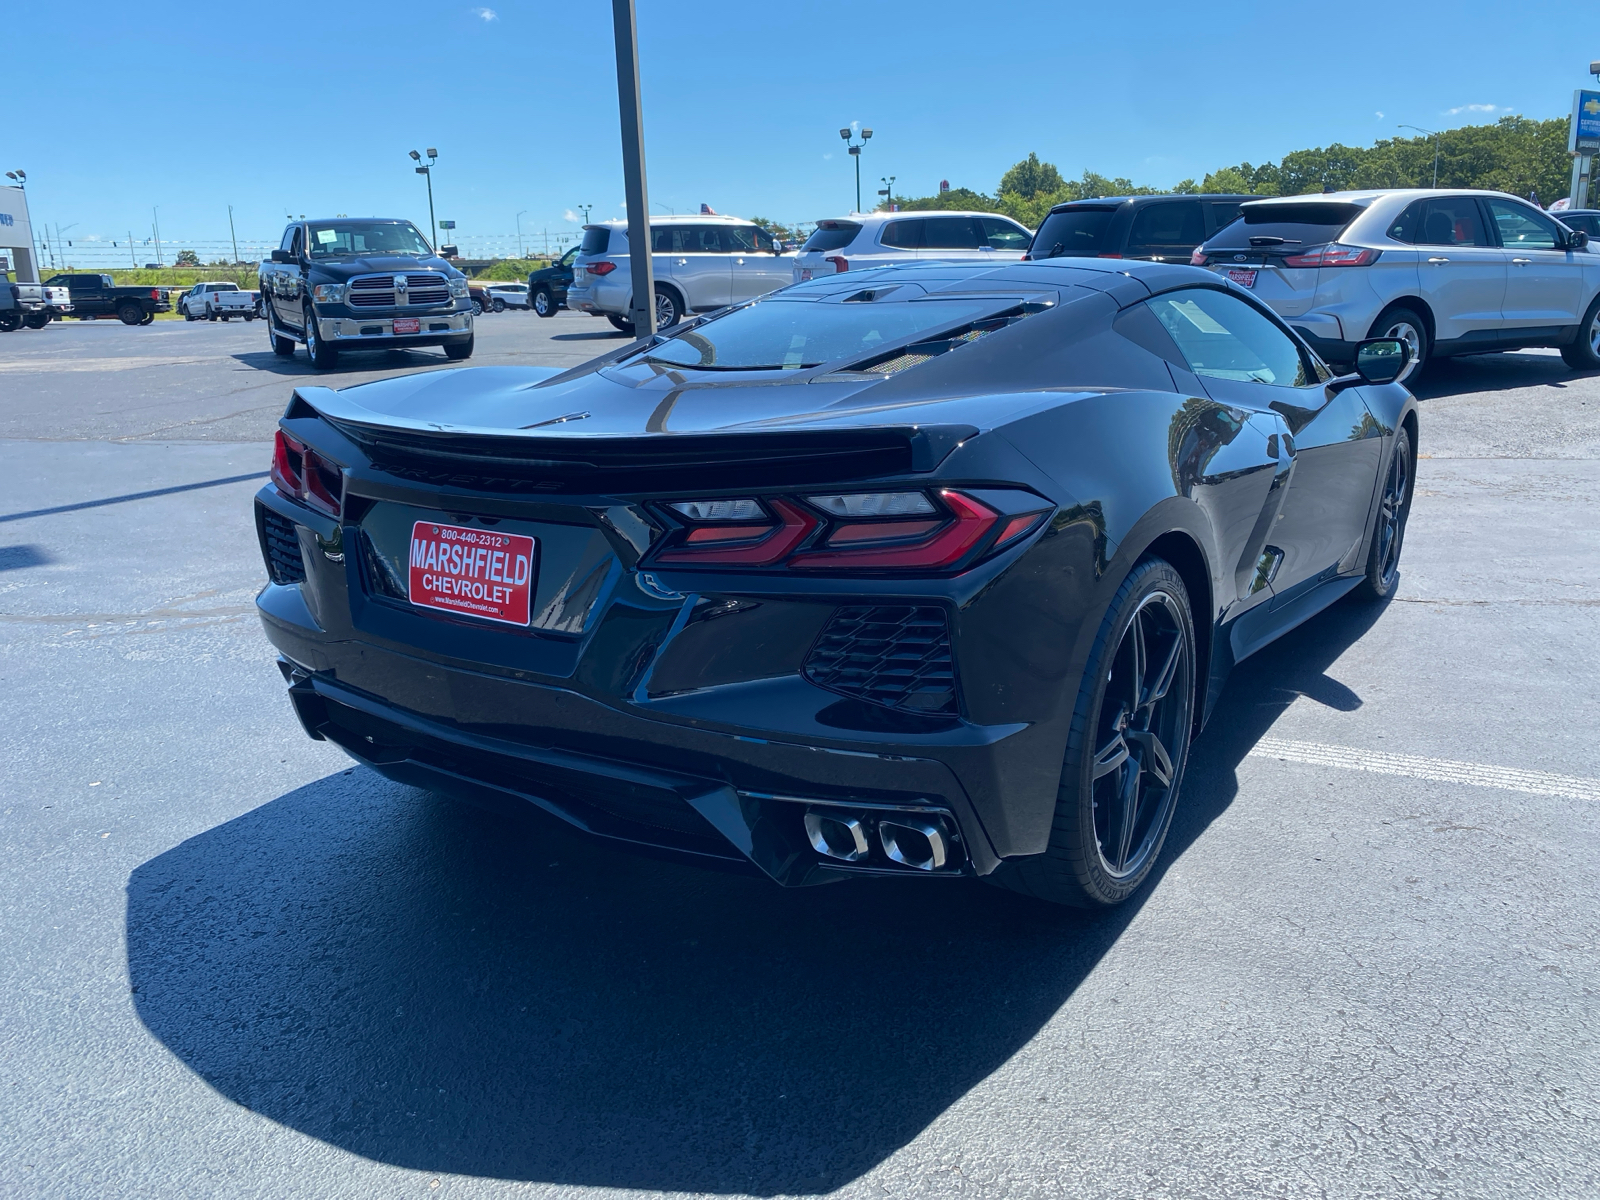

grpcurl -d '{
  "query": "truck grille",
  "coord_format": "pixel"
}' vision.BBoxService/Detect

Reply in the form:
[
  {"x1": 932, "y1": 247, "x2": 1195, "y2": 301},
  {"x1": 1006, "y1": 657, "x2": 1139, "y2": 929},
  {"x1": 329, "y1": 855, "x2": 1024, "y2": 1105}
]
[
  {"x1": 347, "y1": 273, "x2": 451, "y2": 308},
  {"x1": 260, "y1": 508, "x2": 306, "y2": 584},
  {"x1": 804, "y1": 606, "x2": 957, "y2": 715}
]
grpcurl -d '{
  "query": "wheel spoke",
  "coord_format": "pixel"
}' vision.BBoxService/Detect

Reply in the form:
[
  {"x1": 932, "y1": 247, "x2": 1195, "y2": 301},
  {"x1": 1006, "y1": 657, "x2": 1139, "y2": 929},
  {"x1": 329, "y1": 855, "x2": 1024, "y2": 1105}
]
[
  {"x1": 1128, "y1": 608, "x2": 1146, "y2": 709},
  {"x1": 1093, "y1": 730, "x2": 1129, "y2": 780},
  {"x1": 1142, "y1": 633, "x2": 1183, "y2": 709},
  {"x1": 1114, "y1": 761, "x2": 1141, "y2": 870},
  {"x1": 1127, "y1": 729, "x2": 1174, "y2": 788}
]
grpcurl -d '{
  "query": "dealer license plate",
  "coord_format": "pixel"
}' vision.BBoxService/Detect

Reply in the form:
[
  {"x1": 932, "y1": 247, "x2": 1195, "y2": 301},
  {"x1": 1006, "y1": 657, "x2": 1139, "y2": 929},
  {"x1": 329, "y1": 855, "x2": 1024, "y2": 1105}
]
[
  {"x1": 392, "y1": 317, "x2": 421, "y2": 334},
  {"x1": 1224, "y1": 268, "x2": 1258, "y2": 288},
  {"x1": 408, "y1": 521, "x2": 537, "y2": 626}
]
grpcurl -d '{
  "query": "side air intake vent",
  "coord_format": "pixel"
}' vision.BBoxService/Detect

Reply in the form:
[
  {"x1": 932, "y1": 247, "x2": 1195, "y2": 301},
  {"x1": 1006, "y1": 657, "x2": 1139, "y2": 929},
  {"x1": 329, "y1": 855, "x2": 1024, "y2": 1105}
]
[
  {"x1": 804, "y1": 605, "x2": 957, "y2": 715},
  {"x1": 260, "y1": 508, "x2": 306, "y2": 584}
]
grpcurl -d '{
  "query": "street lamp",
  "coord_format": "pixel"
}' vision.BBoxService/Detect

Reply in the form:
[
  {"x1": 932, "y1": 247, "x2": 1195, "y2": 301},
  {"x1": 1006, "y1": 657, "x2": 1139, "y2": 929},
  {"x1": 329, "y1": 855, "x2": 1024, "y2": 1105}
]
[
  {"x1": 516, "y1": 209, "x2": 528, "y2": 257},
  {"x1": 1398, "y1": 125, "x2": 1440, "y2": 189},
  {"x1": 877, "y1": 175, "x2": 897, "y2": 211},
  {"x1": 578, "y1": 204, "x2": 593, "y2": 224},
  {"x1": 409, "y1": 148, "x2": 439, "y2": 250},
  {"x1": 840, "y1": 126, "x2": 873, "y2": 214}
]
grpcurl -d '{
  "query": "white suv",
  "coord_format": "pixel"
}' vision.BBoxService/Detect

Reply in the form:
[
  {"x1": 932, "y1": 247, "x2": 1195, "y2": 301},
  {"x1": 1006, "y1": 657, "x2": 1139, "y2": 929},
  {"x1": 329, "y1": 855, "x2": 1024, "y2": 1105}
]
[
  {"x1": 792, "y1": 211, "x2": 1033, "y2": 283},
  {"x1": 566, "y1": 215, "x2": 793, "y2": 332},
  {"x1": 1194, "y1": 189, "x2": 1600, "y2": 372}
]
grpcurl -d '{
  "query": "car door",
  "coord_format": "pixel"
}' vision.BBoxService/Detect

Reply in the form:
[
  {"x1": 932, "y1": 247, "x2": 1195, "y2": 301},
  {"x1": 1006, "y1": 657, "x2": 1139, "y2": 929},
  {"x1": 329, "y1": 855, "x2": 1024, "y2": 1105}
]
[
  {"x1": 725, "y1": 225, "x2": 790, "y2": 302},
  {"x1": 1147, "y1": 287, "x2": 1384, "y2": 598},
  {"x1": 1484, "y1": 197, "x2": 1584, "y2": 330},
  {"x1": 1124, "y1": 200, "x2": 1206, "y2": 263},
  {"x1": 914, "y1": 215, "x2": 987, "y2": 263},
  {"x1": 1412, "y1": 196, "x2": 1505, "y2": 344},
  {"x1": 660, "y1": 225, "x2": 732, "y2": 310},
  {"x1": 977, "y1": 216, "x2": 1033, "y2": 261},
  {"x1": 274, "y1": 227, "x2": 305, "y2": 326}
]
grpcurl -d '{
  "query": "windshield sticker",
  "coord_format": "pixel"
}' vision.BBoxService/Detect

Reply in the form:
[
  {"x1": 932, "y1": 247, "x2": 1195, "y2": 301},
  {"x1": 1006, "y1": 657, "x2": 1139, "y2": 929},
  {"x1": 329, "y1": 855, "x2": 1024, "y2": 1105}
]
[{"x1": 316, "y1": 229, "x2": 337, "y2": 244}]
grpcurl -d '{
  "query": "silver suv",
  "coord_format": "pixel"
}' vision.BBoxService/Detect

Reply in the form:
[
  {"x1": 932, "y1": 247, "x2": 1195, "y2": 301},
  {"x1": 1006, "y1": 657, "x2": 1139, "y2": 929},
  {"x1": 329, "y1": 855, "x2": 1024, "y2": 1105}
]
[
  {"x1": 1193, "y1": 189, "x2": 1600, "y2": 372},
  {"x1": 566, "y1": 215, "x2": 793, "y2": 333}
]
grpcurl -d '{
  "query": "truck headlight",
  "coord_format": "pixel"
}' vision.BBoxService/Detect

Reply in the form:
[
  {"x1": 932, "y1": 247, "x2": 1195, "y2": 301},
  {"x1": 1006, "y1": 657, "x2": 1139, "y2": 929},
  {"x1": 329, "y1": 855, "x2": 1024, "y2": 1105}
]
[
  {"x1": 449, "y1": 277, "x2": 469, "y2": 298},
  {"x1": 312, "y1": 283, "x2": 346, "y2": 304}
]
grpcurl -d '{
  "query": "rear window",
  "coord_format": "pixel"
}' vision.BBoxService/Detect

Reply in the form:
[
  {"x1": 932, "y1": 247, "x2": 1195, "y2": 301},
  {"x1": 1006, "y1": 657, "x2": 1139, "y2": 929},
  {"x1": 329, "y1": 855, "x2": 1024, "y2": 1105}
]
[
  {"x1": 1030, "y1": 207, "x2": 1117, "y2": 259},
  {"x1": 212, "y1": 283, "x2": 239, "y2": 291},
  {"x1": 1563, "y1": 213, "x2": 1600, "y2": 237},
  {"x1": 882, "y1": 216, "x2": 984, "y2": 251},
  {"x1": 1208, "y1": 202, "x2": 1364, "y2": 250},
  {"x1": 580, "y1": 227, "x2": 613, "y2": 255},
  {"x1": 802, "y1": 221, "x2": 860, "y2": 253}
]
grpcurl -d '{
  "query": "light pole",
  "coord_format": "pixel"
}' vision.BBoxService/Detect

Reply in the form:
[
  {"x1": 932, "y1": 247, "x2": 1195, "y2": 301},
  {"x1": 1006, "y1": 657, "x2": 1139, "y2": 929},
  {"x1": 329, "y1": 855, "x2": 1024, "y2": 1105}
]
[
  {"x1": 152, "y1": 206, "x2": 163, "y2": 267},
  {"x1": 5, "y1": 169, "x2": 41, "y2": 281},
  {"x1": 228, "y1": 204, "x2": 241, "y2": 266},
  {"x1": 1398, "y1": 125, "x2": 1440, "y2": 189},
  {"x1": 579, "y1": 204, "x2": 593, "y2": 224},
  {"x1": 877, "y1": 175, "x2": 896, "y2": 212},
  {"x1": 840, "y1": 126, "x2": 873, "y2": 213},
  {"x1": 409, "y1": 148, "x2": 439, "y2": 249},
  {"x1": 516, "y1": 210, "x2": 528, "y2": 257}
]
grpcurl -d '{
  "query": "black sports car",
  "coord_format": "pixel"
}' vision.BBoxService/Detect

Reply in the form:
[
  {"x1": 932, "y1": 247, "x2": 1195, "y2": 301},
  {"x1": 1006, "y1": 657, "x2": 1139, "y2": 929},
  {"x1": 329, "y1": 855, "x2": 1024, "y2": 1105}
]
[{"x1": 254, "y1": 259, "x2": 1416, "y2": 907}]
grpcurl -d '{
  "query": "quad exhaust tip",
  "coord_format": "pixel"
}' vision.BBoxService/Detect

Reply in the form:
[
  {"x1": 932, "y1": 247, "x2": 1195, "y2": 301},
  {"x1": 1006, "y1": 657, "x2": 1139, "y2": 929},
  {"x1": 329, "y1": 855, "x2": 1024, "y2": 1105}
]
[{"x1": 803, "y1": 807, "x2": 951, "y2": 871}]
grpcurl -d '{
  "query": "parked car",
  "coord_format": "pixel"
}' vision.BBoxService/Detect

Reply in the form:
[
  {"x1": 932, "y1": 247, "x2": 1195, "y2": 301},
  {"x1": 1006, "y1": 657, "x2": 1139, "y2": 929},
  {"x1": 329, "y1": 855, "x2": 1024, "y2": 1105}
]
[
  {"x1": 1028, "y1": 194, "x2": 1256, "y2": 263},
  {"x1": 792, "y1": 211, "x2": 1034, "y2": 283},
  {"x1": 258, "y1": 217, "x2": 473, "y2": 369},
  {"x1": 467, "y1": 282, "x2": 493, "y2": 316},
  {"x1": 42, "y1": 273, "x2": 170, "y2": 325},
  {"x1": 1554, "y1": 208, "x2": 1600, "y2": 239},
  {"x1": 254, "y1": 256, "x2": 1417, "y2": 908},
  {"x1": 567, "y1": 215, "x2": 794, "y2": 333},
  {"x1": 180, "y1": 281, "x2": 257, "y2": 321},
  {"x1": 488, "y1": 283, "x2": 531, "y2": 311},
  {"x1": 528, "y1": 245, "x2": 578, "y2": 317},
  {"x1": 1192, "y1": 189, "x2": 1600, "y2": 372},
  {"x1": 0, "y1": 279, "x2": 72, "y2": 330}
]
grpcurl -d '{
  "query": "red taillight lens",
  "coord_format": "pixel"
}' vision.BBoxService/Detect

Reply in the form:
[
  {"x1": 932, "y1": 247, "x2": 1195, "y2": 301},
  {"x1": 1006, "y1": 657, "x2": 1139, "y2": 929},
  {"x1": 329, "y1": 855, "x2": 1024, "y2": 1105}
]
[
  {"x1": 150, "y1": 289, "x2": 160, "y2": 300},
  {"x1": 790, "y1": 491, "x2": 998, "y2": 570},
  {"x1": 588, "y1": 261, "x2": 617, "y2": 276},
  {"x1": 1281, "y1": 243, "x2": 1379, "y2": 268},
  {"x1": 825, "y1": 256, "x2": 848, "y2": 273},
  {"x1": 1189, "y1": 249, "x2": 1208, "y2": 266},
  {"x1": 654, "y1": 498, "x2": 817, "y2": 565},
  {"x1": 270, "y1": 429, "x2": 342, "y2": 517},
  {"x1": 1096, "y1": 253, "x2": 1123, "y2": 259}
]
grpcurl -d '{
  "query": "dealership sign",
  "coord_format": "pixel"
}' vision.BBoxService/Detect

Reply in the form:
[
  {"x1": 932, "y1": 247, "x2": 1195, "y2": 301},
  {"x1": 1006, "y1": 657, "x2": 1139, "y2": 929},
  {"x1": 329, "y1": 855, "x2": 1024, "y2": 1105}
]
[{"x1": 1571, "y1": 90, "x2": 1600, "y2": 153}]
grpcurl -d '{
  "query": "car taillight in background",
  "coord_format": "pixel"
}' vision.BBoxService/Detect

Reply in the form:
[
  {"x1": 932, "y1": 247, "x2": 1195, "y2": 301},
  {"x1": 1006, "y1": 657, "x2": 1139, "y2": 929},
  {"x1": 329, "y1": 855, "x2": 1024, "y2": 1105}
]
[
  {"x1": 825, "y1": 256, "x2": 848, "y2": 273},
  {"x1": 1190, "y1": 249, "x2": 1209, "y2": 266},
  {"x1": 588, "y1": 261, "x2": 617, "y2": 276},
  {"x1": 1281, "y1": 244, "x2": 1380, "y2": 268},
  {"x1": 271, "y1": 429, "x2": 343, "y2": 518},
  {"x1": 650, "y1": 489, "x2": 1050, "y2": 572},
  {"x1": 150, "y1": 289, "x2": 161, "y2": 300}
]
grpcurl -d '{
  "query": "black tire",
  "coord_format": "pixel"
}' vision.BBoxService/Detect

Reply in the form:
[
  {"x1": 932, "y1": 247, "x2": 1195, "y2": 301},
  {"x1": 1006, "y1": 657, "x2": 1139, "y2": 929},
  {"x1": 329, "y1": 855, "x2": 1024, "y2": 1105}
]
[
  {"x1": 302, "y1": 305, "x2": 338, "y2": 369},
  {"x1": 1367, "y1": 305, "x2": 1429, "y2": 378},
  {"x1": 221, "y1": 314, "x2": 231, "y2": 322},
  {"x1": 1560, "y1": 292, "x2": 1600, "y2": 370},
  {"x1": 607, "y1": 313, "x2": 635, "y2": 335},
  {"x1": 993, "y1": 557, "x2": 1197, "y2": 908},
  {"x1": 1356, "y1": 425, "x2": 1414, "y2": 600},
  {"x1": 23, "y1": 312, "x2": 49, "y2": 330},
  {"x1": 443, "y1": 334, "x2": 474, "y2": 361},
  {"x1": 0, "y1": 313, "x2": 19, "y2": 332},
  {"x1": 244, "y1": 313, "x2": 256, "y2": 322},
  {"x1": 491, "y1": 298, "x2": 506, "y2": 313},
  {"x1": 206, "y1": 305, "x2": 217, "y2": 321},
  {"x1": 470, "y1": 299, "x2": 483, "y2": 316},
  {"x1": 184, "y1": 306, "x2": 197, "y2": 322},
  {"x1": 267, "y1": 309, "x2": 295, "y2": 358},
  {"x1": 654, "y1": 284, "x2": 683, "y2": 329},
  {"x1": 117, "y1": 302, "x2": 144, "y2": 326},
  {"x1": 139, "y1": 312, "x2": 155, "y2": 326},
  {"x1": 532, "y1": 286, "x2": 556, "y2": 317}
]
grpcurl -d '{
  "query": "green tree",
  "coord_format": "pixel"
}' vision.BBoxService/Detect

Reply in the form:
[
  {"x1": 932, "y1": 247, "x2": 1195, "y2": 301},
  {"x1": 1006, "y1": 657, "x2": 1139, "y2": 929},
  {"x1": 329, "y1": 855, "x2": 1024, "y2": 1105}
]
[
  {"x1": 998, "y1": 152, "x2": 1065, "y2": 200},
  {"x1": 174, "y1": 249, "x2": 200, "y2": 267}
]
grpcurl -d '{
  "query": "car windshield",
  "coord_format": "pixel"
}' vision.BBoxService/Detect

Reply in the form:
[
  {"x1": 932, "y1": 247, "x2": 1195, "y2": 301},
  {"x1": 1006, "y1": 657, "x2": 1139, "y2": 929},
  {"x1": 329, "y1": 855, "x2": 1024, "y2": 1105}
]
[
  {"x1": 307, "y1": 221, "x2": 433, "y2": 259},
  {"x1": 637, "y1": 297, "x2": 1002, "y2": 371},
  {"x1": 1030, "y1": 207, "x2": 1117, "y2": 258}
]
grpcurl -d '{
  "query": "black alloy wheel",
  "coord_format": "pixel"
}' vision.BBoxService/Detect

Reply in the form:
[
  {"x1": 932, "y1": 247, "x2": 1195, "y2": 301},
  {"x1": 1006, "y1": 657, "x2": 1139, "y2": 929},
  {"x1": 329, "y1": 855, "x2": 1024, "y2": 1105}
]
[
  {"x1": 117, "y1": 301, "x2": 144, "y2": 326},
  {"x1": 0, "y1": 312, "x2": 19, "y2": 332},
  {"x1": 532, "y1": 285, "x2": 555, "y2": 317},
  {"x1": 995, "y1": 557, "x2": 1195, "y2": 908},
  {"x1": 302, "y1": 304, "x2": 339, "y2": 369},
  {"x1": 1358, "y1": 425, "x2": 1413, "y2": 600}
]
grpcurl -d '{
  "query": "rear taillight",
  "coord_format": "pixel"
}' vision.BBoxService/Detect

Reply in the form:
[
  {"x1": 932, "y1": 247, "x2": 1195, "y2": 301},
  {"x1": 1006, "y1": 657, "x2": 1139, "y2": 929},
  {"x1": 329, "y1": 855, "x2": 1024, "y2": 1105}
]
[
  {"x1": 1190, "y1": 249, "x2": 1208, "y2": 266},
  {"x1": 1096, "y1": 253, "x2": 1123, "y2": 259},
  {"x1": 648, "y1": 489, "x2": 1050, "y2": 572},
  {"x1": 588, "y1": 261, "x2": 617, "y2": 276},
  {"x1": 1282, "y1": 243, "x2": 1379, "y2": 268},
  {"x1": 150, "y1": 289, "x2": 160, "y2": 300},
  {"x1": 271, "y1": 429, "x2": 343, "y2": 518},
  {"x1": 825, "y1": 256, "x2": 848, "y2": 273}
]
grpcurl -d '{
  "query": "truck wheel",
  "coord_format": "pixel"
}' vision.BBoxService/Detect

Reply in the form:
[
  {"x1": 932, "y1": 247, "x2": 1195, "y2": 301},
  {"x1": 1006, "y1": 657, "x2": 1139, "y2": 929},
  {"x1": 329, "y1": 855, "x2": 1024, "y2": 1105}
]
[
  {"x1": 470, "y1": 299, "x2": 483, "y2": 316},
  {"x1": 117, "y1": 302, "x2": 144, "y2": 325},
  {"x1": 139, "y1": 312, "x2": 155, "y2": 326},
  {"x1": 532, "y1": 286, "x2": 556, "y2": 317},
  {"x1": 267, "y1": 310, "x2": 295, "y2": 358},
  {"x1": 607, "y1": 314, "x2": 634, "y2": 335},
  {"x1": 492, "y1": 298, "x2": 507, "y2": 313},
  {"x1": 23, "y1": 313, "x2": 49, "y2": 330},
  {"x1": 184, "y1": 306, "x2": 197, "y2": 322},
  {"x1": 444, "y1": 334, "x2": 475, "y2": 361},
  {"x1": 303, "y1": 305, "x2": 339, "y2": 369},
  {"x1": 0, "y1": 313, "x2": 19, "y2": 332},
  {"x1": 244, "y1": 313, "x2": 256, "y2": 322}
]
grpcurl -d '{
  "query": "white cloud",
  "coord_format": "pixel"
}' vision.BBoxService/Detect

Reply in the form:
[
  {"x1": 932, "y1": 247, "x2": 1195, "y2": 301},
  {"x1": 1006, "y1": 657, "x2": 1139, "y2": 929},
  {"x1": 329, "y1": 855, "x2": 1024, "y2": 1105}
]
[
  {"x1": 471, "y1": 7, "x2": 497, "y2": 20},
  {"x1": 1375, "y1": 111, "x2": 1384, "y2": 119},
  {"x1": 563, "y1": 209, "x2": 581, "y2": 223},
  {"x1": 1444, "y1": 103, "x2": 1504, "y2": 116},
  {"x1": 822, "y1": 152, "x2": 834, "y2": 161}
]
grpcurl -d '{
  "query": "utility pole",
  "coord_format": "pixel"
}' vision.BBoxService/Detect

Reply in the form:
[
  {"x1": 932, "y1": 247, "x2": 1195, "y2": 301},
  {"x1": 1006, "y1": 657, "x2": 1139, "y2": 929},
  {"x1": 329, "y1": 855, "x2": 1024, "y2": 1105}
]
[
  {"x1": 128, "y1": 231, "x2": 136, "y2": 269},
  {"x1": 152, "y1": 207, "x2": 163, "y2": 266},
  {"x1": 516, "y1": 210, "x2": 528, "y2": 257},
  {"x1": 611, "y1": 0, "x2": 655, "y2": 336},
  {"x1": 1397, "y1": 125, "x2": 1439, "y2": 188},
  {"x1": 227, "y1": 204, "x2": 241, "y2": 266}
]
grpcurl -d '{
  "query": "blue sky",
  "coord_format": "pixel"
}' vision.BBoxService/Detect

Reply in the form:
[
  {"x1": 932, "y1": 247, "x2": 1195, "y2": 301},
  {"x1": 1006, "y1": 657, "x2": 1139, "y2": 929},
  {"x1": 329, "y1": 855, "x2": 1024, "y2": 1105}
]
[{"x1": 3, "y1": 0, "x2": 1588, "y2": 264}]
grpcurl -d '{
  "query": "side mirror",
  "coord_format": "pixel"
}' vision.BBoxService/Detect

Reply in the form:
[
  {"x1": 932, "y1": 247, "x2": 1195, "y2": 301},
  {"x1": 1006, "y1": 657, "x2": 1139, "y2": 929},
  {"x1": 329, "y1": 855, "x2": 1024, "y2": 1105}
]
[
  {"x1": 1568, "y1": 228, "x2": 1590, "y2": 249},
  {"x1": 1326, "y1": 337, "x2": 1411, "y2": 394},
  {"x1": 270, "y1": 249, "x2": 292, "y2": 264}
]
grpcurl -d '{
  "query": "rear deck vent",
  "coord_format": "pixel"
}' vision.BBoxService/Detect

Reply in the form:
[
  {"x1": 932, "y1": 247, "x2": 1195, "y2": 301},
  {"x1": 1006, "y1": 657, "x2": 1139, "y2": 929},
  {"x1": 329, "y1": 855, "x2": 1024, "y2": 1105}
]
[
  {"x1": 804, "y1": 605, "x2": 957, "y2": 715},
  {"x1": 261, "y1": 509, "x2": 306, "y2": 584}
]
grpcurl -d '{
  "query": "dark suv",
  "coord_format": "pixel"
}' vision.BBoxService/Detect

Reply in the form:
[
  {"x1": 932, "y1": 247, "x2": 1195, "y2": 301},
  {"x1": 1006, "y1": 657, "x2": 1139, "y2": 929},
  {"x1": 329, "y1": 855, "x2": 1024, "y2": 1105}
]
[
  {"x1": 528, "y1": 245, "x2": 578, "y2": 317},
  {"x1": 259, "y1": 218, "x2": 473, "y2": 369},
  {"x1": 1027, "y1": 194, "x2": 1256, "y2": 263}
]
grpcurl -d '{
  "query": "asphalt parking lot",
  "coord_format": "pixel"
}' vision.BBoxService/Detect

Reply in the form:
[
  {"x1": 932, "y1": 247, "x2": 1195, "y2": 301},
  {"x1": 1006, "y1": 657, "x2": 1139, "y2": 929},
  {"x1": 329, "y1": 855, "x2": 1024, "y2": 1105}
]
[{"x1": 1, "y1": 313, "x2": 1597, "y2": 1199}]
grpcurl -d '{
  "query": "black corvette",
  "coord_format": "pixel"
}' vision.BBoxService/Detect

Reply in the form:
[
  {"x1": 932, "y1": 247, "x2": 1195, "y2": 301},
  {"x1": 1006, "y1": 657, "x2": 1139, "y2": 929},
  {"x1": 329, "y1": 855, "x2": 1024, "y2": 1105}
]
[{"x1": 254, "y1": 259, "x2": 1416, "y2": 907}]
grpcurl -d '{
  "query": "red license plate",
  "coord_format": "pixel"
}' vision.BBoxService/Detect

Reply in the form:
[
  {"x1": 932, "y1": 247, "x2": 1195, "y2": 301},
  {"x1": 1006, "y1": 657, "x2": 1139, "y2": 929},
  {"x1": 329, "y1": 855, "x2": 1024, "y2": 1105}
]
[
  {"x1": 1225, "y1": 268, "x2": 1258, "y2": 288},
  {"x1": 392, "y1": 317, "x2": 421, "y2": 334},
  {"x1": 409, "y1": 521, "x2": 537, "y2": 626}
]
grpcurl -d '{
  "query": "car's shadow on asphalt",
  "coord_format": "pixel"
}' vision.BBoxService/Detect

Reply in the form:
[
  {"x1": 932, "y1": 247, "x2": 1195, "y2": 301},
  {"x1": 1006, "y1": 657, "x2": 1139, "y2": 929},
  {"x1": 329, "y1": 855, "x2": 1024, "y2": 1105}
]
[
  {"x1": 1409, "y1": 350, "x2": 1588, "y2": 400},
  {"x1": 230, "y1": 350, "x2": 461, "y2": 376},
  {"x1": 125, "y1": 592, "x2": 1390, "y2": 1193},
  {"x1": 550, "y1": 329, "x2": 629, "y2": 341}
]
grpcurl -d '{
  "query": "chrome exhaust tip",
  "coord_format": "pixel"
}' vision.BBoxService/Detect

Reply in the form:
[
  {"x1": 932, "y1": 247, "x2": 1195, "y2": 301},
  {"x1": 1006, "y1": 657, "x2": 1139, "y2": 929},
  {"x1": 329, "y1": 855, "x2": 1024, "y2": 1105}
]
[
  {"x1": 804, "y1": 810, "x2": 870, "y2": 862},
  {"x1": 878, "y1": 818, "x2": 949, "y2": 871}
]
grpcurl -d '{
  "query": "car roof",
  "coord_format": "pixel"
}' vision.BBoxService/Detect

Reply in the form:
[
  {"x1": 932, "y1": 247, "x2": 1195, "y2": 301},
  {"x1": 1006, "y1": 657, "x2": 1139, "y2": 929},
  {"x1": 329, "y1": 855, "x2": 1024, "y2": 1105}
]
[
  {"x1": 1242, "y1": 188, "x2": 1547, "y2": 209},
  {"x1": 780, "y1": 256, "x2": 1225, "y2": 298},
  {"x1": 584, "y1": 215, "x2": 757, "y2": 228},
  {"x1": 811, "y1": 210, "x2": 1029, "y2": 227},
  {"x1": 1048, "y1": 194, "x2": 1257, "y2": 212}
]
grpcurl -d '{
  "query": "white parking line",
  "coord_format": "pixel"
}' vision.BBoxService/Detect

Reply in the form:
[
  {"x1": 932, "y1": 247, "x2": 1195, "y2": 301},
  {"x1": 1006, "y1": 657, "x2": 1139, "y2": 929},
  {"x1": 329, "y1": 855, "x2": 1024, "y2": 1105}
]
[{"x1": 1248, "y1": 737, "x2": 1600, "y2": 802}]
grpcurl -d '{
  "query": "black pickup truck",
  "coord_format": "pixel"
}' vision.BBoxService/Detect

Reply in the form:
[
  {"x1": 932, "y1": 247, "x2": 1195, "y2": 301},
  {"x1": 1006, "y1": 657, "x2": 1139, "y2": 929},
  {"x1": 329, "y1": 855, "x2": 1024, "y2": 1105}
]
[
  {"x1": 42, "y1": 274, "x2": 172, "y2": 325},
  {"x1": 259, "y1": 217, "x2": 473, "y2": 369}
]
